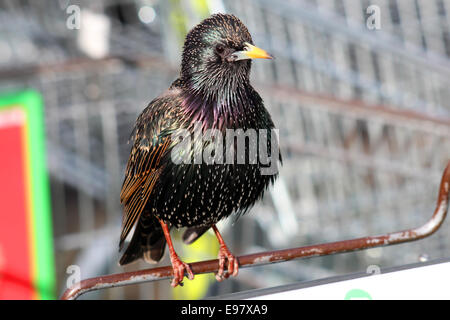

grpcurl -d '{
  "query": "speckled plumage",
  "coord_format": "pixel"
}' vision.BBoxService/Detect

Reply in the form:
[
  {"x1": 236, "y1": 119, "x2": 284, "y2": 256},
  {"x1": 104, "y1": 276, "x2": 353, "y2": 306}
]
[{"x1": 119, "y1": 14, "x2": 281, "y2": 267}]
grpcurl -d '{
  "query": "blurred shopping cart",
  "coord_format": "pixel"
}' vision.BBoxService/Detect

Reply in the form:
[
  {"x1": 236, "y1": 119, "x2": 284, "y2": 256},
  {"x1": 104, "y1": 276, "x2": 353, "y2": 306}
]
[{"x1": 0, "y1": 0, "x2": 449, "y2": 299}]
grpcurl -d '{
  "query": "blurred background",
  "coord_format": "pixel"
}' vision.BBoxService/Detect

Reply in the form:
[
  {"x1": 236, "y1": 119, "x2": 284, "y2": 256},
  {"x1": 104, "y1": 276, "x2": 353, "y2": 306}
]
[{"x1": 0, "y1": 0, "x2": 449, "y2": 299}]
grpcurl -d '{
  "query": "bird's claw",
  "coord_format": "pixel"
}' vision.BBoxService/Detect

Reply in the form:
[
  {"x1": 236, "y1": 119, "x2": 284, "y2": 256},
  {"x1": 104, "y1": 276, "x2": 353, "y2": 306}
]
[
  {"x1": 170, "y1": 255, "x2": 194, "y2": 287},
  {"x1": 215, "y1": 245, "x2": 239, "y2": 282}
]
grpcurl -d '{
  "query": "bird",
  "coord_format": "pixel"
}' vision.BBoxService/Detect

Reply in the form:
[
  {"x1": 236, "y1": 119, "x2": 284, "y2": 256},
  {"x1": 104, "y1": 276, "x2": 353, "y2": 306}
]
[{"x1": 119, "y1": 13, "x2": 281, "y2": 287}]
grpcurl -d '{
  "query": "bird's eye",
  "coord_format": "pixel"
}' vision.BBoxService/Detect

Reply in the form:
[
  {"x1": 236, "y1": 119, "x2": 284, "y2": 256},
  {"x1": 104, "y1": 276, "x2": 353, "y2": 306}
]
[{"x1": 216, "y1": 44, "x2": 225, "y2": 54}]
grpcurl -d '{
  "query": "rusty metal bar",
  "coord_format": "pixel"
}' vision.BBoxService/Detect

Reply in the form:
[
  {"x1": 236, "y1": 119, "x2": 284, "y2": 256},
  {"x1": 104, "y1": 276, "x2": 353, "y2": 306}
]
[{"x1": 60, "y1": 160, "x2": 450, "y2": 300}]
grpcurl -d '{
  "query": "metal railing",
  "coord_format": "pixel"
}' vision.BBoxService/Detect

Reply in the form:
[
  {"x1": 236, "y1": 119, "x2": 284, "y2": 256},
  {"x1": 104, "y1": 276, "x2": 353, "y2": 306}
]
[{"x1": 61, "y1": 160, "x2": 450, "y2": 299}]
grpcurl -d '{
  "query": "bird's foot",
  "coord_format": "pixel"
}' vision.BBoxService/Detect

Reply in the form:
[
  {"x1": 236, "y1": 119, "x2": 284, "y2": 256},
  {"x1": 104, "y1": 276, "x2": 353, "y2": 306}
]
[
  {"x1": 169, "y1": 254, "x2": 194, "y2": 287},
  {"x1": 215, "y1": 245, "x2": 239, "y2": 282}
]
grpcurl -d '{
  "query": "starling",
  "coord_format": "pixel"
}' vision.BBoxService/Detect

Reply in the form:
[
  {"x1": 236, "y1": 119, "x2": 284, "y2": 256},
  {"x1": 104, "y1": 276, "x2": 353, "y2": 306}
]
[{"x1": 119, "y1": 13, "x2": 281, "y2": 287}]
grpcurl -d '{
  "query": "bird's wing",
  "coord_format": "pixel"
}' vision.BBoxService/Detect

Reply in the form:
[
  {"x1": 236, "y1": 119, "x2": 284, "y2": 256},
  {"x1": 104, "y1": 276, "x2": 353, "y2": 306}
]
[
  {"x1": 119, "y1": 134, "x2": 171, "y2": 249},
  {"x1": 118, "y1": 94, "x2": 180, "y2": 249}
]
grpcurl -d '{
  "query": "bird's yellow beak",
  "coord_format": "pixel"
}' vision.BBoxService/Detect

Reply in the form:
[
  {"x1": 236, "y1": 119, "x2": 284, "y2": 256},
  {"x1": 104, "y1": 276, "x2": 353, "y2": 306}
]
[{"x1": 232, "y1": 42, "x2": 274, "y2": 61}]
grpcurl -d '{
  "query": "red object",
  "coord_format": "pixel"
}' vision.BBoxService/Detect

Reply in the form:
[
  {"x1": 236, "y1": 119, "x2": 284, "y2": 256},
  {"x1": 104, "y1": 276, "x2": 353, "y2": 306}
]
[{"x1": 0, "y1": 109, "x2": 34, "y2": 299}]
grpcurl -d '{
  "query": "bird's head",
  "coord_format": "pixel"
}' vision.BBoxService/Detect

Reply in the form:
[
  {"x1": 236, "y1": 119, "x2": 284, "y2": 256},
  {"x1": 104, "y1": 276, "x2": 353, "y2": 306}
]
[{"x1": 180, "y1": 14, "x2": 273, "y2": 99}]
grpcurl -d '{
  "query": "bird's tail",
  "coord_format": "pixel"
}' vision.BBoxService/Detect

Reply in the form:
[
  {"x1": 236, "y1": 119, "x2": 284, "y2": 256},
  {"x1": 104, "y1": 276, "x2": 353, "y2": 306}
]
[
  {"x1": 119, "y1": 212, "x2": 166, "y2": 265},
  {"x1": 182, "y1": 225, "x2": 211, "y2": 244}
]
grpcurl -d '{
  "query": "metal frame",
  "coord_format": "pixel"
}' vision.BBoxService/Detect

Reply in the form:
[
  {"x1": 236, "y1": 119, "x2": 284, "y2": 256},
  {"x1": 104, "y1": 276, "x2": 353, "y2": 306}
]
[
  {"x1": 213, "y1": 256, "x2": 450, "y2": 300},
  {"x1": 61, "y1": 160, "x2": 450, "y2": 300}
]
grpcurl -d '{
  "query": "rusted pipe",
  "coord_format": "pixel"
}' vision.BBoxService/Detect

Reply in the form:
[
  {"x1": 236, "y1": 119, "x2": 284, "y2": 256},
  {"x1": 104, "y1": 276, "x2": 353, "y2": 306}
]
[{"x1": 61, "y1": 160, "x2": 450, "y2": 300}]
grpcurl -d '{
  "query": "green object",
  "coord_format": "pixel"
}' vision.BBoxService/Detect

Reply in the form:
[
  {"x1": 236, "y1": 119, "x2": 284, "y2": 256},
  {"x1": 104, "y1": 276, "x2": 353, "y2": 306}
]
[
  {"x1": 344, "y1": 289, "x2": 373, "y2": 300},
  {"x1": 0, "y1": 90, "x2": 55, "y2": 299}
]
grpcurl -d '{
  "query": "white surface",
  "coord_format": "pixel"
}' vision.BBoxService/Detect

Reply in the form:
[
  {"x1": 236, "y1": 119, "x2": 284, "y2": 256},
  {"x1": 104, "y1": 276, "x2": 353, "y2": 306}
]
[
  {"x1": 77, "y1": 9, "x2": 110, "y2": 59},
  {"x1": 249, "y1": 262, "x2": 450, "y2": 300}
]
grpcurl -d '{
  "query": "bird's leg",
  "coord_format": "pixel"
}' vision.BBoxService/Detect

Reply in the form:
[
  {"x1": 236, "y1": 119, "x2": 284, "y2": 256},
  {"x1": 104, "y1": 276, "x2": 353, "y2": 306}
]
[
  {"x1": 212, "y1": 225, "x2": 239, "y2": 281},
  {"x1": 157, "y1": 218, "x2": 194, "y2": 287}
]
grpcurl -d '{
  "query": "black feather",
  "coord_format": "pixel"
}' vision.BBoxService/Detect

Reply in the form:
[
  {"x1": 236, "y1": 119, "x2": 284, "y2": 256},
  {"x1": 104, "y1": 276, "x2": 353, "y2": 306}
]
[{"x1": 119, "y1": 14, "x2": 281, "y2": 265}]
